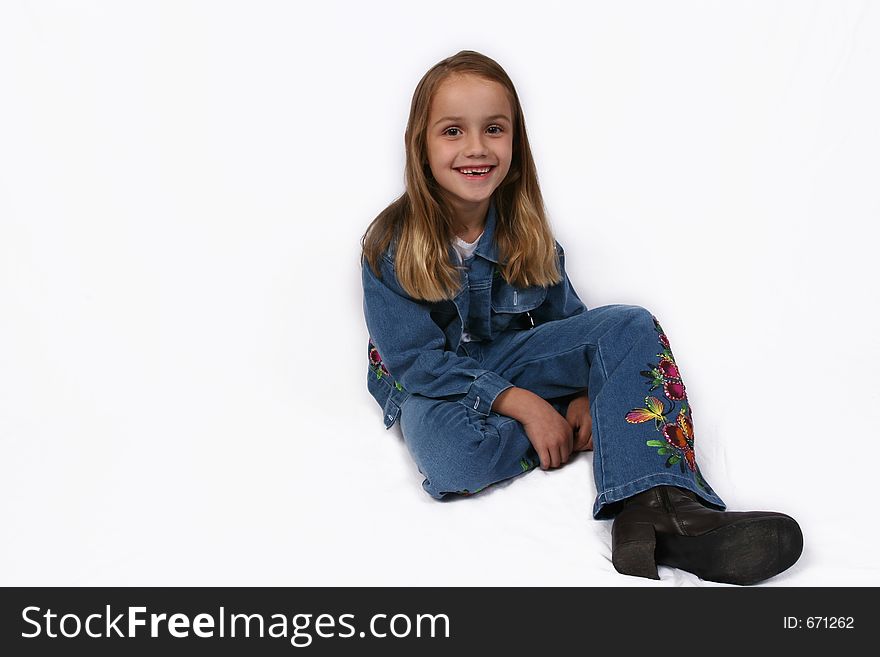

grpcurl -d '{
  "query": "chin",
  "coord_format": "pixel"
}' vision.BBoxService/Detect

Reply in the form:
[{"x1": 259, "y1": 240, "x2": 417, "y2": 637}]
[{"x1": 452, "y1": 188, "x2": 495, "y2": 204}]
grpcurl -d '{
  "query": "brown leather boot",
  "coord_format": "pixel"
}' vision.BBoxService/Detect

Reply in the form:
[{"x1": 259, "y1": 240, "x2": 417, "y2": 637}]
[{"x1": 611, "y1": 486, "x2": 803, "y2": 585}]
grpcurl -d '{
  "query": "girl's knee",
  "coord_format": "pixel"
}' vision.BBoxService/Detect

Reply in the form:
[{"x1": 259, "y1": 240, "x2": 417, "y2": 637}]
[
  {"x1": 417, "y1": 417, "x2": 528, "y2": 496},
  {"x1": 617, "y1": 304, "x2": 656, "y2": 328},
  {"x1": 419, "y1": 437, "x2": 498, "y2": 495},
  {"x1": 422, "y1": 463, "x2": 490, "y2": 497},
  {"x1": 602, "y1": 305, "x2": 660, "y2": 342}
]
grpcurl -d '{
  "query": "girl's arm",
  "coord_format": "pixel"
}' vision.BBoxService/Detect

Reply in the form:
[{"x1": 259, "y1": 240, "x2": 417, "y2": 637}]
[
  {"x1": 532, "y1": 241, "x2": 588, "y2": 323},
  {"x1": 362, "y1": 256, "x2": 513, "y2": 417}
]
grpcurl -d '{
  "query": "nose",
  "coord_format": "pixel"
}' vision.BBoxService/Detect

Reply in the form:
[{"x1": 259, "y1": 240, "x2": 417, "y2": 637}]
[{"x1": 464, "y1": 131, "x2": 488, "y2": 157}]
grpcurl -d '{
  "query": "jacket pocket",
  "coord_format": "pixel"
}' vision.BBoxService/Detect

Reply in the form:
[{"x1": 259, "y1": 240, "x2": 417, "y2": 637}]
[
  {"x1": 491, "y1": 283, "x2": 547, "y2": 313},
  {"x1": 490, "y1": 284, "x2": 547, "y2": 334}
]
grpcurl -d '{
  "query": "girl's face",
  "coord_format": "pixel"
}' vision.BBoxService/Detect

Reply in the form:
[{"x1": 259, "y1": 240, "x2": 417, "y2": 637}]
[{"x1": 425, "y1": 74, "x2": 514, "y2": 219}]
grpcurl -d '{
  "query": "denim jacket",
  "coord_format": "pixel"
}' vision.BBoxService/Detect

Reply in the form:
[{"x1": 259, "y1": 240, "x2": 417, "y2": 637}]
[{"x1": 362, "y1": 201, "x2": 587, "y2": 429}]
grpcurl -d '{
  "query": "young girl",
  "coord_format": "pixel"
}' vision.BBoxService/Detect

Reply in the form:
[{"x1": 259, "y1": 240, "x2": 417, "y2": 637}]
[{"x1": 360, "y1": 50, "x2": 803, "y2": 585}]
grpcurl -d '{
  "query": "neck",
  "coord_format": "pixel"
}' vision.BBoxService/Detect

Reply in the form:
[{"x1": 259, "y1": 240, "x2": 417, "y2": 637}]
[{"x1": 448, "y1": 197, "x2": 490, "y2": 240}]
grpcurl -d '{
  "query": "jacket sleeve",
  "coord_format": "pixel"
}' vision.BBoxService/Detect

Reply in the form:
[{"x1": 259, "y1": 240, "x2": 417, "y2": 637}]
[
  {"x1": 362, "y1": 255, "x2": 514, "y2": 416},
  {"x1": 533, "y1": 241, "x2": 588, "y2": 323}
]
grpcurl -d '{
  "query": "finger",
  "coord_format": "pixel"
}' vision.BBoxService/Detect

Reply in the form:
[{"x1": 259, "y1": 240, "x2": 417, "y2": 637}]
[
  {"x1": 582, "y1": 426, "x2": 593, "y2": 451},
  {"x1": 565, "y1": 432, "x2": 574, "y2": 462},
  {"x1": 564, "y1": 428, "x2": 574, "y2": 463},
  {"x1": 539, "y1": 448, "x2": 551, "y2": 470},
  {"x1": 575, "y1": 426, "x2": 591, "y2": 451}
]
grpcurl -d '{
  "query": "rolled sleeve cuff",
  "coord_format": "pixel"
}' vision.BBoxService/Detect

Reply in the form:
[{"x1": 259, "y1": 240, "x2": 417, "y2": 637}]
[{"x1": 461, "y1": 371, "x2": 514, "y2": 416}]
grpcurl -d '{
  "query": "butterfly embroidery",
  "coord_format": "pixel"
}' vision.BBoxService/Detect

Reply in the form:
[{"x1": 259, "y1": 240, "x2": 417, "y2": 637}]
[
  {"x1": 625, "y1": 396, "x2": 669, "y2": 427},
  {"x1": 662, "y1": 408, "x2": 696, "y2": 472}
]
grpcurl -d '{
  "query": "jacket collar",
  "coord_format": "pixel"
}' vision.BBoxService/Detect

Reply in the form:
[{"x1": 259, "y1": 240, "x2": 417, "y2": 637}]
[
  {"x1": 393, "y1": 198, "x2": 502, "y2": 265},
  {"x1": 473, "y1": 199, "x2": 500, "y2": 264}
]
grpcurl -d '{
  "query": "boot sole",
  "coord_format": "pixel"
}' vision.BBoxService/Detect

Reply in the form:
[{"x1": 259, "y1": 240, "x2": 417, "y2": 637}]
[{"x1": 656, "y1": 515, "x2": 804, "y2": 585}]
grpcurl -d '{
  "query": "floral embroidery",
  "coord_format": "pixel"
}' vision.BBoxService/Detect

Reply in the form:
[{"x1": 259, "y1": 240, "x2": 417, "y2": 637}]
[
  {"x1": 368, "y1": 339, "x2": 404, "y2": 391},
  {"x1": 624, "y1": 317, "x2": 712, "y2": 493},
  {"x1": 638, "y1": 317, "x2": 687, "y2": 401},
  {"x1": 627, "y1": 397, "x2": 696, "y2": 472}
]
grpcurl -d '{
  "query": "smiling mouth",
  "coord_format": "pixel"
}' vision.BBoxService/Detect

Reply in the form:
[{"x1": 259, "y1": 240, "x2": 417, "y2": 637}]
[{"x1": 455, "y1": 166, "x2": 495, "y2": 178}]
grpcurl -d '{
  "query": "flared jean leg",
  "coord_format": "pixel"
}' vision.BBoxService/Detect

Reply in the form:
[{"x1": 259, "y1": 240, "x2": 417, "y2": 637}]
[
  {"x1": 398, "y1": 392, "x2": 545, "y2": 498},
  {"x1": 478, "y1": 304, "x2": 726, "y2": 518},
  {"x1": 396, "y1": 304, "x2": 725, "y2": 518}
]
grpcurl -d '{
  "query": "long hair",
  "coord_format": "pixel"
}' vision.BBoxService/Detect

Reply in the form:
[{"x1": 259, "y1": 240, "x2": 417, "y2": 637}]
[{"x1": 361, "y1": 50, "x2": 561, "y2": 302}]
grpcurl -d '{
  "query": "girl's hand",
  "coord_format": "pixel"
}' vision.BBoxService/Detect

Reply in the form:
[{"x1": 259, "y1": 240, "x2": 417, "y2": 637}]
[
  {"x1": 565, "y1": 392, "x2": 593, "y2": 451},
  {"x1": 520, "y1": 401, "x2": 575, "y2": 470},
  {"x1": 492, "y1": 386, "x2": 574, "y2": 470}
]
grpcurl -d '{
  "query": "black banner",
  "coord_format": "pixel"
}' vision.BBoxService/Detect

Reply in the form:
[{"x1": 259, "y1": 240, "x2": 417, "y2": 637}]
[{"x1": 0, "y1": 587, "x2": 872, "y2": 654}]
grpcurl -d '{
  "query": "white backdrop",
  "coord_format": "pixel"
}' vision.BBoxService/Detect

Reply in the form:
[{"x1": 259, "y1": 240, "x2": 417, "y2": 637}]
[{"x1": 1, "y1": 0, "x2": 878, "y2": 586}]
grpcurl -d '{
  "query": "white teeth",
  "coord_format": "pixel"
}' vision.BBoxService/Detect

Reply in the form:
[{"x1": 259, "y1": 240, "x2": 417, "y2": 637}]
[{"x1": 459, "y1": 167, "x2": 491, "y2": 174}]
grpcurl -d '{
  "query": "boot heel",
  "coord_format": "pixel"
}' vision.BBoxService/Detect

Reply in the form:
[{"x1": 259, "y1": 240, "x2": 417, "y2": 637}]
[{"x1": 612, "y1": 521, "x2": 659, "y2": 580}]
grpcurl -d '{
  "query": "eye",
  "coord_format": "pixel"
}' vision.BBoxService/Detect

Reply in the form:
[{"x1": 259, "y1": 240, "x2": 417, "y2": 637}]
[
  {"x1": 487, "y1": 125, "x2": 504, "y2": 134},
  {"x1": 443, "y1": 127, "x2": 461, "y2": 136}
]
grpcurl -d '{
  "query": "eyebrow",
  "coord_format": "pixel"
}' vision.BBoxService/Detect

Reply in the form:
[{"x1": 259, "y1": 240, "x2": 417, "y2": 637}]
[{"x1": 431, "y1": 114, "x2": 512, "y2": 128}]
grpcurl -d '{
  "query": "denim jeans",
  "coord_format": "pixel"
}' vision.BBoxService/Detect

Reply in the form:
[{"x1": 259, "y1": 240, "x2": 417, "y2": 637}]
[{"x1": 397, "y1": 304, "x2": 726, "y2": 518}]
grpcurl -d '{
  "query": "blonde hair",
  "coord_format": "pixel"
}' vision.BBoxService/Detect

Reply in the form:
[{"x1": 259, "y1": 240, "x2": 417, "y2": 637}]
[{"x1": 361, "y1": 50, "x2": 561, "y2": 302}]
